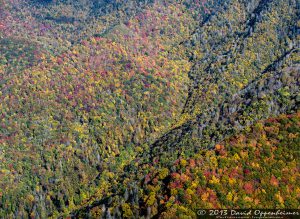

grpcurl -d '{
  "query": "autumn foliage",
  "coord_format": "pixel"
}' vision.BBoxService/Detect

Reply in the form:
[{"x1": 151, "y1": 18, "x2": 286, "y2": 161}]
[{"x1": 0, "y1": 0, "x2": 299, "y2": 218}]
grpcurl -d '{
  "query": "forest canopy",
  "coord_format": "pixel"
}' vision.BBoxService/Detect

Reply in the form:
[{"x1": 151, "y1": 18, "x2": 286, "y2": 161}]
[{"x1": 0, "y1": 0, "x2": 299, "y2": 218}]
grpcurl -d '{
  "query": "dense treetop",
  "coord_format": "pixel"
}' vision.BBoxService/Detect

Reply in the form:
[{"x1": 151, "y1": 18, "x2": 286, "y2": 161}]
[{"x1": 0, "y1": 0, "x2": 299, "y2": 218}]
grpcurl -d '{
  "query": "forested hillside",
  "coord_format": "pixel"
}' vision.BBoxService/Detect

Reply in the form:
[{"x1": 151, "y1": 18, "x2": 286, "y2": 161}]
[{"x1": 0, "y1": 0, "x2": 299, "y2": 218}]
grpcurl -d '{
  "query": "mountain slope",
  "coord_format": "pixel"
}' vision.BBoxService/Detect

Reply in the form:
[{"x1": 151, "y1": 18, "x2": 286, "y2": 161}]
[
  {"x1": 142, "y1": 112, "x2": 300, "y2": 218},
  {"x1": 0, "y1": 0, "x2": 299, "y2": 218},
  {"x1": 67, "y1": 0, "x2": 299, "y2": 218}
]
